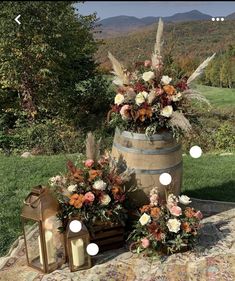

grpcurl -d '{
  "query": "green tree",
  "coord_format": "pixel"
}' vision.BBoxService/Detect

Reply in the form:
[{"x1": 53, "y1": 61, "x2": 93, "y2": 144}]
[{"x1": 0, "y1": 1, "x2": 98, "y2": 123}]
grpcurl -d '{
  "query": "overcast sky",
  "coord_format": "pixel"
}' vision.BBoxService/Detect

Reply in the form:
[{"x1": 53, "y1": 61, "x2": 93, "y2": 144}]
[{"x1": 76, "y1": 1, "x2": 235, "y2": 20}]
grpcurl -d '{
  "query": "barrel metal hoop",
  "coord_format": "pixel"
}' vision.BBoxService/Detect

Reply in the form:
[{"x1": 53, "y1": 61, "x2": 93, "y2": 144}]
[
  {"x1": 115, "y1": 128, "x2": 173, "y2": 141},
  {"x1": 134, "y1": 161, "x2": 183, "y2": 174},
  {"x1": 113, "y1": 141, "x2": 181, "y2": 155}
]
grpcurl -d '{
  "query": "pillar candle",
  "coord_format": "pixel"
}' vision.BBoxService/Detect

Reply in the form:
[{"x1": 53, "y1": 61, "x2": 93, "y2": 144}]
[
  {"x1": 45, "y1": 230, "x2": 56, "y2": 264},
  {"x1": 71, "y1": 238, "x2": 85, "y2": 267}
]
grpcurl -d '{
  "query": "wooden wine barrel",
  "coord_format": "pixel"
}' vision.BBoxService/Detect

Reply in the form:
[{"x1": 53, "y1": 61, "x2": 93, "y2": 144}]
[{"x1": 111, "y1": 128, "x2": 183, "y2": 207}]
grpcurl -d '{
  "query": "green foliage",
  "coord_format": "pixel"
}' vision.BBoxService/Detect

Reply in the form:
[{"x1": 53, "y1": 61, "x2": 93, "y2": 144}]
[{"x1": 214, "y1": 122, "x2": 235, "y2": 151}]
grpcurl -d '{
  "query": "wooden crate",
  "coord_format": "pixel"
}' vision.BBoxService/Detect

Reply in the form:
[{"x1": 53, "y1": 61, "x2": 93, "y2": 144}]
[{"x1": 88, "y1": 223, "x2": 125, "y2": 252}]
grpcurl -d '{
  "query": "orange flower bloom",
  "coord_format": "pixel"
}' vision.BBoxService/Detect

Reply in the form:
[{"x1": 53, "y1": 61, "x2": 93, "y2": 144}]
[
  {"x1": 73, "y1": 169, "x2": 84, "y2": 182},
  {"x1": 69, "y1": 194, "x2": 84, "y2": 208},
  {"x1": 112, "y1": 185, "x2": 123, "y2": 195},
  {"x1": 181, "y1": 222, "x2": 191, "y2": 233},
  {"x1": 138, "y1": 107, "x2": 153, "y2": 122},
  {"x1": 140, "y1": 204, "x2": 151, "y2": 213},
  {"x1": 163, "y1": 85, "x2": 176, "y2": 95},
  {"x1": 184, "y1": 207, "x2": 195, "y2": 218},
  {"x1": 150, "y1": 207, "x2": 161, "y2": 218},
  {"x1": 88, "y1": 169, "x2": 102, "y2": 181}
]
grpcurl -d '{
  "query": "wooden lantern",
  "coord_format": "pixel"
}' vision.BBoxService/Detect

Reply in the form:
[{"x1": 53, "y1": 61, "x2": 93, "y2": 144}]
[
  {"x1": 21, "y1": 185, "x2": 66, "y2": 273},
  {"x1": 66, "y1": 218, "x2": 92, "y2": 272}
]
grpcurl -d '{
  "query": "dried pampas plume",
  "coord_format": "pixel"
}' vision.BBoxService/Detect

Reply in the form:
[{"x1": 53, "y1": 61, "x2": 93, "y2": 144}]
[
  {"x1": 86, "y1": 132, "x2": 101, "y2": 163},
  {"x1": 108, "y1": 52, "x2": 130, "y2": 86},
  {"x1": 169, "y1": 111, "x2": 192, "y2": 133},
  {"x1": 182, "y1": 89, "x2": 211, "y2": 106},
  {"x1": 187, "y1": 53, "x2": 216, "y2": 85},
  {"x1": 151, "y1": 18, "x2": 164, "y2": 68}
]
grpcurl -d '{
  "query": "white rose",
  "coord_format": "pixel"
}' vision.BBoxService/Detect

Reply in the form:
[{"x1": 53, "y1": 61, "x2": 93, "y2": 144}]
[
  {"x1": 49, "y1": 175, "x2": 66, "y2": 187},
  {"x1": 100, "y1": 194, "x2": 111, "y2": 206},
  {"x1": 114, "y1": 93, "x2": 125, "y2": 105},
  {"x1": 161, "y1": 75, "x2": 172, "y2": 85},
  {"x1": 67, "y1": 184, "x2": 77, "y2": 193},
  {"x1": 160, "y1": 105, "x2": 173, "y2": 117},
  {"x1": 135, "y1": 91, "x2": 148, "y2": 106},
  {"x1": 139, "y1": 213, "x2": 151, "y2": 226},
  {"x1": 178, "y1": 195, "x2": 192, "y2": 205},
  {"x1": 167, "y1": 218, "x2": 181, "y2": 233},
  {"x1": 172, "y1": 92, "x2": 182, "y2": 102},
  {"x1": 142, "y1": 71, "x2": 155, "y2": 82},
  {"x1": 93, "y1": 180, "x2": 107, "y2": 191}
]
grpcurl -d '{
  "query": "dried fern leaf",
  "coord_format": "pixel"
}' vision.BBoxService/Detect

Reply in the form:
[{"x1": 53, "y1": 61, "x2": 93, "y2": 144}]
[
  {"x1": 108, "y1": 52, "x2": 129, "y2": 86},
  {"x1": 187, "y1": 53, "x2": 216, "y2": 85},
  {"x1": 169, "y1": 111, "x2": 192, "y2": 133}
]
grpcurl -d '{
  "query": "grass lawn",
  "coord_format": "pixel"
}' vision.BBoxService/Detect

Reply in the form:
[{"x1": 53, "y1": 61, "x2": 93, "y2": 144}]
[
  {"x1": 194, "y1": 84, "x2": 235, "y2": 109},
  {"x1": 0, "y1": 153, "x2": 234, "y2": 257}
]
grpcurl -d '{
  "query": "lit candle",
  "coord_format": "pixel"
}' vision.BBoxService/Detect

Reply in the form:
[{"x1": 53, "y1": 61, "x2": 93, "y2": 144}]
[
  {"x1": 71, "y1": 238, "x2": 85, "y2": 267},
  {"x1": 38, "y1": 230, "x2": 55, "y2": 265}
]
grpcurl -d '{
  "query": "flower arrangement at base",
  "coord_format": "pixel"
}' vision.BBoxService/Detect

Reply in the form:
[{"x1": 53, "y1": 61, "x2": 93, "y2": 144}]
[
  {"x1": 107, "y1": 18, "x2": 215, "y2": 136},
  {"x1": 127, "y1": 187, "x2": 203, "y2": 257},
  {"x1": 49, "y1": 133, "x2": 135, "y2": 232}
]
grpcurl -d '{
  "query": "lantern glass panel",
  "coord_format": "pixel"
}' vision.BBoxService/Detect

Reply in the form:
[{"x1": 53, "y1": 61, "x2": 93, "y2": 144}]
[
  {"x1": 23, "y1": 219, "x2": 43, "y2": 270},
  {"x1": 43, "y1": 215, "x2": 66, "y2": 271}
]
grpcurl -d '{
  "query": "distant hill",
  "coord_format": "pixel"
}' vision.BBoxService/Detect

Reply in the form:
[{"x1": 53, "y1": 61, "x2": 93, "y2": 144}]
[
  {"x1": 96, "y1": 19, "x2": 235, "y2": 74},
  {"x1": 226, "y1": 12, "x2": 235, "y2": 19},
  {"x1": 96, "y1": 10, "x2": 212, "y2": 38}
]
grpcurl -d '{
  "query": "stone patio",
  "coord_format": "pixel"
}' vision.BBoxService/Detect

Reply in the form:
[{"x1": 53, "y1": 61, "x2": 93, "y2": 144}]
[{"x1": 1, "y1": 204, "x2": 235, "y2": 281}]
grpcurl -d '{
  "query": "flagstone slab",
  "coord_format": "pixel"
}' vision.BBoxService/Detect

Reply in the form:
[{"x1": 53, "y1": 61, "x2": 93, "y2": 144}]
[{"x1": 0, "y1": 208, "x2": 235, "y2": 281}]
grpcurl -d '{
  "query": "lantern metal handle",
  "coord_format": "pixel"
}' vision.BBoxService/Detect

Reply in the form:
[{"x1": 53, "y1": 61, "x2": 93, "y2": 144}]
[{"x1": 23, "y1": 193, "x2": 41, "y2": 208}]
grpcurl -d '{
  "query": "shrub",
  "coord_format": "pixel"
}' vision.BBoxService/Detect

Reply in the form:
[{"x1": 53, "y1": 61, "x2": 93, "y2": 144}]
[{"x1": 214, "y1": 122, "x2": 235, "y2": 151}]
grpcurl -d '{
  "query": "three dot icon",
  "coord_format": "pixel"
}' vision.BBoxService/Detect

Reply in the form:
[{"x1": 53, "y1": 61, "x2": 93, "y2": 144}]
[{"x1": 211, "y1": 17, "x2": 224, "y2": 21}]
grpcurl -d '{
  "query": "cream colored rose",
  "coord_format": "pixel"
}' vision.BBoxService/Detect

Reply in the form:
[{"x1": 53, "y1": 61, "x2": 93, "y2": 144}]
[
  {"x1": 172, "y1": 92, "x2": 182, "y2": 102},
  {"x1": 142, "y1": 71, "x2": 155, "y2": 82},
  {"x1": 161, "y1": 75, "x2": 172, "y2": 85},
  {"x1": 67, "y1": 184, "x2": 77, "y2": 193},
  {"x1": 167, "y1": 218, "x2": 181, "y2": 233},
  {"x1": 160, "y1": 105, "x2": 173, "y2": 117},
  {"x1": 178, "y1": 195, "x2": 192, "y2": 205},
  {"x1": 114, "y1": 93, "x2": 125, "y2": 105},
  {"x1": 139, "y1": 213, "x2": 151, "y2": 226},
  {"x1": 100, "y1": 194, "x2": 111, "y2": 206},
  {"x1": 135, "y1": 91, "x2": 148, "y2": 106},
  {"x1": 93, "y1": 180, "x2": 107, "y2": 191}
]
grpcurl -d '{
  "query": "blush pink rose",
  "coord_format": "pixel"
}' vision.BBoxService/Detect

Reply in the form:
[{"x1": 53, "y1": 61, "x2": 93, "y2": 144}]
[
  {"x1": 120, "y1": 104, "x2": 131, "y2": 120},
  {"x1": 169, "y1": 205, "x2": 182, "y2": 217},
  {"x1": 141, "y1": 237, "x2": 150, "y2": 248},
  {"x1": 194, "y1": 211, "x2": 203, "y2": 220},
  {"x1": 84, "y1": 192, "x2": 95, "y2": 203},
  {"x1": 144, "y1": 60, "x2": 151, "y2": 67},
  {"x1": 85, "y1": 159, "x2": 94, "y2": 168}
]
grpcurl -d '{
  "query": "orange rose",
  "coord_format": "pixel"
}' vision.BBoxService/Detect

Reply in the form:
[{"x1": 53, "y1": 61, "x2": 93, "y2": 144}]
[
  {"x1": 89, "y1": 169, "x2": 102, "y2": 181},
  {"x1": 69, "y1": 193, "x2": 84, "y2": 208},
  {"x1": 181, "y1": 222, "x2": 191, "y2": 233},
  {"x1": 140, "y1": 204, "x2": 151, "y2": 213},
  {"x1": 150, "y1": 207, "x2": 161, "y2": 218},
  {"x1": 163, "y1": 85, "x2": 176, "y2": 95}
]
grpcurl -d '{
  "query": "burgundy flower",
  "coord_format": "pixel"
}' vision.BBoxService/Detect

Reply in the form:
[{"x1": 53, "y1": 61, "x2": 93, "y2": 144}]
[{"x1": 134, "y1": 82, "x2": 147, "y2": 92}]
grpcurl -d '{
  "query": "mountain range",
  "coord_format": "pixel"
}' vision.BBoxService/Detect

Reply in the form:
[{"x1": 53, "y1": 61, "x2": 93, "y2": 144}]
[{"x1": 96, "y1": 10, "x2": 235, "y2": 38}]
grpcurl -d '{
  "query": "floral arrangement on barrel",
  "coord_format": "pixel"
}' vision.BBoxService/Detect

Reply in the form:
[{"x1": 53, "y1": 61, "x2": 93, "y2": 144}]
[
  {"x1": 49, "y1": 133, "x2": 135, "y2": 232},
  {"x1": 107, "y1": 18, "x2": 215, "y2": 136},
  {"x1": 127, "y1": 187, "x2": 203, "y2": 256}
]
